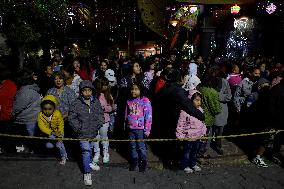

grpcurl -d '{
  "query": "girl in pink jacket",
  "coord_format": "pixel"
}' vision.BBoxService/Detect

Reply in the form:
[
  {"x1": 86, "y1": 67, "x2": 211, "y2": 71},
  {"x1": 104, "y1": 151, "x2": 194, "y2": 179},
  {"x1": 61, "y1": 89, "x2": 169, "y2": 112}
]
[
  {"x1": 176, "y1": 90, "x2": 207, "y2": 173},
  {"x1": 91, "y1": 77, "x2": 115, "y2": 167}
]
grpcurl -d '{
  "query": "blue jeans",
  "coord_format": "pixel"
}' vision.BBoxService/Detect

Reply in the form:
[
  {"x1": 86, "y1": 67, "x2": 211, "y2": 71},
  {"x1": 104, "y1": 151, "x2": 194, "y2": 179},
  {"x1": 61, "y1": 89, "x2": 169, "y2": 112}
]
[
  {"x1": 46, "y1": 135, "x2": 67, "y2": 159},
  {"x1": 129, "y1": 129, "x2": 147, "y2": 161},
  {"x1": 25, "y1": 123, "x2": 36, "y2": 136},
  {"x1": 80, "y1": 141, "x2": 95, "y2": 173},
  {"x1": 181, "y1": 141, "x2": 200, "y2": 169}
]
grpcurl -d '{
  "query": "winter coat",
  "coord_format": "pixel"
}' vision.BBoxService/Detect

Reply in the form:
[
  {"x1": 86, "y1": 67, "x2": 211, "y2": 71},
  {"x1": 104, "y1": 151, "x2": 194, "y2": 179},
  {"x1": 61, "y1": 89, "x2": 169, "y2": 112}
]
[
  {"x1": 69, "y1": 96, "x2": 104, "y2": 138},
  {"x1": 214, "y1": 78, "x2": 232, "y2": 127},
  {"x1": 152, "y1": 83, "x2": 205, "y2": 139},
  {"x1": 37, "y1": 95, "x2": 64, "y2": 137},
  {"x1": 176, "y1": 90, "x2": 207, "y2": 140},
  {"x1": 199, "y1": 86, "x2": 222, "y2": 127},
  {"x1": 0, "y1": 80, "x2": 17, "y2": 122},
  {"x1": 233, "y1": 78, "x2": 254, "y2": 112},
  {"x1": 12, "y1": 84, "x2": 41, "y2": 125},
  {"x1": 125, "y1": 97, "x2": 152, "y2": 135},
  {"x1": 47, "y1": 86, "x2": 77, "y2": 116},
  {"x1": 98, "y1": 93, "x2": 113, "y2": 123},
  {"x1": 69, "y1": 80, "x2": 104, "y2": 139}
]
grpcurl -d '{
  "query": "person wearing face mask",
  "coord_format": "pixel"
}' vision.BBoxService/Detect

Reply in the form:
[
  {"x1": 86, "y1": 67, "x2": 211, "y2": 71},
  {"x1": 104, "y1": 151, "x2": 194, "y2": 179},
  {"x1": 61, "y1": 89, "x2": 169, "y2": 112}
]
[{"x1": 233, "y1": 67, "x2": 261, "y2": 114}]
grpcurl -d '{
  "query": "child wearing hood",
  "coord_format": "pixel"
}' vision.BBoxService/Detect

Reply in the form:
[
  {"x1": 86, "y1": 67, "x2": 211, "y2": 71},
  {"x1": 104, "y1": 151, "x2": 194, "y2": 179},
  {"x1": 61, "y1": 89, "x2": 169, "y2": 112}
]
[
  {"x1": 176, "y1": 90, "x2": 207, "y2": 173},
  {"x1": 37, "y1": 95, "x2": 68, "y2": 165},
  {"x1": 68, "y1": 80, "x2": 104, "y2": 186}
]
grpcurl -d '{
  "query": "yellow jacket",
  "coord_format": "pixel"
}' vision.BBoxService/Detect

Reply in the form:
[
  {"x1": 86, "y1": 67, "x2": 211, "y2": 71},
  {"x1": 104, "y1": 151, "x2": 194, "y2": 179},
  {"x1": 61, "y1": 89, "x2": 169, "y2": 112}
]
[{"x1": 37, "y1": 95, "x2": 64, "y2": 137}]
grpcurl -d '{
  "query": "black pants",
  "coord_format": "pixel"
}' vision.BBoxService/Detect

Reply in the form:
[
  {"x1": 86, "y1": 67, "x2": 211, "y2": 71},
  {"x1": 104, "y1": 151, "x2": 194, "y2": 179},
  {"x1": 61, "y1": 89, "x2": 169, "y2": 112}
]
[
  {"x1": 273, "y1": 132, "x2": 284, "y2": 155},
  {"x1": 212, "y1": 125, "x2": 224, "y2": 150}
]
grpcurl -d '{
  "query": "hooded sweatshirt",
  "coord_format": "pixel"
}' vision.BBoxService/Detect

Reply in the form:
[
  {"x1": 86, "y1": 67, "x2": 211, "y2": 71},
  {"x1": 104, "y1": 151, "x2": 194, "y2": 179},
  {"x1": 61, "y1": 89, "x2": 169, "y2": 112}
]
[
  {"x1": 37, "y1": 95, "x2": 64, "y2": 137},
  {"x1": 176, "y1": 90, "x2": 207, "y2": 140},
  {"x1": 12, "y1": 84, "x2": 41, "y2": 124},
  {"x1": 183, "y1": 75, "x2": 201, "y2": 91}
]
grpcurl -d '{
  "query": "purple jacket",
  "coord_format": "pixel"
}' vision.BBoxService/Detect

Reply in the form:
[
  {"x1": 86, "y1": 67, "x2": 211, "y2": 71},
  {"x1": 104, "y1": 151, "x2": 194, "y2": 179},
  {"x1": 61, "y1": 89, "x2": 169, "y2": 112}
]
[{"x1": 125, "y1": 97, "x2": 152, "y2": 135}]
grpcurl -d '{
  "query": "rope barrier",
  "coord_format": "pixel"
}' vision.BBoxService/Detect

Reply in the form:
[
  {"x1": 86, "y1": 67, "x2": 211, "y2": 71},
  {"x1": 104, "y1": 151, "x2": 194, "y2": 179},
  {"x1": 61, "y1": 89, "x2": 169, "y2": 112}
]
[{"x1": 0, "y1": 129, "x2": 283, "y2": 142}]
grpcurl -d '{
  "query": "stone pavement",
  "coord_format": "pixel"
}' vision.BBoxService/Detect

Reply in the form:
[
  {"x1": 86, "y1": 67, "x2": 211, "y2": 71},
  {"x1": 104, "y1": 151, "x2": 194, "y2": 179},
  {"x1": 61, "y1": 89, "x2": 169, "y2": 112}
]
[{"x1": 0, "y1": 139, "x2": 284, "y2": 189}]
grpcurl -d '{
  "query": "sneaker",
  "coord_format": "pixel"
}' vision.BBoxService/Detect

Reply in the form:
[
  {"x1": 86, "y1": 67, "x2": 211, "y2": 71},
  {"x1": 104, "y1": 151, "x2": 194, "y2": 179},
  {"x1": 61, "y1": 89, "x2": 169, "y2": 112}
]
[
  {"x1": 184, "y1": 167, "x2": 194, "y2": 174},
  {"x1": 92, "y1": 154, "x2": 100, "y2": 163},
  {"x1": 89, "y1": 162, "x2": 100, "y2": 171},
  {"x1": 103, "y1": 153, "x2": 110, "y2": 164},
  {"x1": 252, "y1": 156, "x2": 268, "y2": 168},
  {"x1": 16, "y1": 145, "x2": 25, "y2": 153},
  {"x1": 192, "y1": 165, "x2": 201, "y2": 172},
  {"x1": 83, "y1": 173, "x2": 92, "y2": 186},
  {"x1": 59, "y1": 157, "x2": 67, "y2": 165}
]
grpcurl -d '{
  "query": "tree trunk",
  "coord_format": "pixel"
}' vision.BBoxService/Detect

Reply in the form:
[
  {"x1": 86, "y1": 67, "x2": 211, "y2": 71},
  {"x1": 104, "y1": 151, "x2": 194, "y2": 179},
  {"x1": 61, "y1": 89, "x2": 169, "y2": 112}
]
[{"x1": 19, "y1": 46, "x2": 24, "y2": 70}]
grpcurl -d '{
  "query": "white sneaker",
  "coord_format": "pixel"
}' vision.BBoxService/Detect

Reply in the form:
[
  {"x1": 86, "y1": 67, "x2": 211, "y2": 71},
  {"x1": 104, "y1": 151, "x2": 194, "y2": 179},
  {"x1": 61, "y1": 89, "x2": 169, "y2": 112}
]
[
  {"x1": 83, "y1": 173, "x2": 92, "y2": 186},
  {"x1": 192, "y1": 165, "x2": 201, "y2": 172},
  {"x1": 89, "y1": 162, "x2": 100, "y2": 171},
  {"x1": 252, "y1": 156, "x2": 268, "y2": 168},
  {"x1": 92, "y1": 154, "x2": 100, "y2": 163},
  {"x1": 103, "y1": 153, "x2": 110, "y2": 163},
  {"x1": 59, "y1": 157, "x2": 67, "y2": 165},
  {"x1": 16, "y1": 145, "x2": 25, "y2": 152},
  {"x1": 184, "y1": 167, "x2": 194, "y2": 173}
]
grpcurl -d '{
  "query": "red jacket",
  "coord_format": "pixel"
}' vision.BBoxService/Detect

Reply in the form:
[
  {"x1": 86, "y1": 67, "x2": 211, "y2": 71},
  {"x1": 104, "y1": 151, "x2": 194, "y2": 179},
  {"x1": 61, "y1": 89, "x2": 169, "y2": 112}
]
[
  {"x1": 0, "y1": 80, "x2": 17, "y2": 122},
  {"x1": 78, "y1": 66, "x2": 94, "y2": 81}
]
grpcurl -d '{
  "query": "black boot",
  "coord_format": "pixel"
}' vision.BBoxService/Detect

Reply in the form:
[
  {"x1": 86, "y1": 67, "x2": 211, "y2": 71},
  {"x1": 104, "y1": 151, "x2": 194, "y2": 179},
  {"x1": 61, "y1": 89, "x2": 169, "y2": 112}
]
[
  {"x1": 139, "y1": 160, "x2": 147, "y2": 172},
  {"x1": 129, "y1": 158, "x2": 138, "y2": 171}
]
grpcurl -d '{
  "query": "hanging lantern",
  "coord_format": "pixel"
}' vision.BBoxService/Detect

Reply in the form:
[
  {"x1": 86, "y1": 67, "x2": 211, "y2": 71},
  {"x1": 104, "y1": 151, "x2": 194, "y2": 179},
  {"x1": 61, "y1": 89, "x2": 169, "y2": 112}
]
[
  {"x1": 189, "y1": 5, "x2": 198, "y2": 14},
  {"x1": 170, "y1": 20, "x2": 179, "y2": 27},
  {"x1": 231, "y1": 4, "x2": 240, "y2": 14},
  {"x1": 266, "y1": 3, "x2": 277, "y2": 14}
]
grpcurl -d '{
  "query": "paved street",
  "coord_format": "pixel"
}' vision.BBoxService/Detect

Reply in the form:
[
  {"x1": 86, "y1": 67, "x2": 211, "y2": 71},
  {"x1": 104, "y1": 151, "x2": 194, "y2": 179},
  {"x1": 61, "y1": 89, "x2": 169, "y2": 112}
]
[
  {"x1": 0, "y1": 139, "x2": 284, "y2": 189},
  {"x1": 0, "y1": 155, "x2": 284, "y2": 189}
]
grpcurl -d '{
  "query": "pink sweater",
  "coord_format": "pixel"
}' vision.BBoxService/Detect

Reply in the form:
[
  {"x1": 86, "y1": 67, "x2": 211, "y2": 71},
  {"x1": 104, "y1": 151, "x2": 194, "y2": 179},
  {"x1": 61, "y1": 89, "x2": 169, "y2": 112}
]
[
  {"x1": 99, "y1": 93, "x2": 113, "y2": 123},
  {"x1": 176, "y1": 106, "x2": 207, "y2": 140}
]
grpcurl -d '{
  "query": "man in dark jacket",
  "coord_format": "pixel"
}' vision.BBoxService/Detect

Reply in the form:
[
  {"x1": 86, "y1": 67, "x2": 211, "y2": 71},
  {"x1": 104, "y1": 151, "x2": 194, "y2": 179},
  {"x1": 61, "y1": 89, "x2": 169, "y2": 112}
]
[
  {"x1": 268, "y1": 73, "x2": 284, "y2": 165},
  {"x1": 69, "y1": 80, "x2": 103, "y2": 186},
  {"x1": 151, "y1": 68, "x2": 205, "y2": 166}
]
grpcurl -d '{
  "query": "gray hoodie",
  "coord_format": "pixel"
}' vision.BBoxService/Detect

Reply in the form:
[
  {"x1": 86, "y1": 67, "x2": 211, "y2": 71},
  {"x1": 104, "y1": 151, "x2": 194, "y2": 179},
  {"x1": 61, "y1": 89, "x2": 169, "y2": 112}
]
[{"x1": 12, "y1": 84, "x2": 41, "y2": 124}]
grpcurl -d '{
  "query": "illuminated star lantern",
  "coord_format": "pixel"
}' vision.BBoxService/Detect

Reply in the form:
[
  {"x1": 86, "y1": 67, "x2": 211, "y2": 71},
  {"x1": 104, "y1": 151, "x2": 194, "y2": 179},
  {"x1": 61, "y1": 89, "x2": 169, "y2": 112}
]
[
  {"x1": 231, "y1": 4, "x2": 241, "y2": 14},
  {"x1": 266, "y1": 3, "x2": 277, "y2": 14},
  {"x1": 189, "y1": 5, "x2": 198, "y2": 14}
]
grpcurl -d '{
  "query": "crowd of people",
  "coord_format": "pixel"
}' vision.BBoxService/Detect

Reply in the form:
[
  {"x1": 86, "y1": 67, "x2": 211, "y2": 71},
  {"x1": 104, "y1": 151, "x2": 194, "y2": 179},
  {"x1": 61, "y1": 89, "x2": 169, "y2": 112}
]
[{"x1": 0, "y1": 52, "x2": 284, "y2": 186}]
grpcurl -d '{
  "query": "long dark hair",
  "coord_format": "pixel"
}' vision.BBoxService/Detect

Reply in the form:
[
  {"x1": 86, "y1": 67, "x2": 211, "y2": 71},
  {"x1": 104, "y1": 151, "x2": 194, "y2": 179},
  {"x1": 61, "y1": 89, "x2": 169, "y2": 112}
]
[
  {"x1": 201, "y1": 66, "x2": 221, "y2": 90},
  {"x1": 93, "y1": 77, "x2": 114, "y2": 105},
  {"x1": 128, "y1": 60, "x2": 143, "y2": 84}
]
